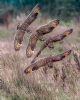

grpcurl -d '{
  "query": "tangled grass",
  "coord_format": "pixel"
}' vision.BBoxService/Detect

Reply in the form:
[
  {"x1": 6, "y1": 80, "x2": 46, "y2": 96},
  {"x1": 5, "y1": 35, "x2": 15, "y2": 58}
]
[{"x1": 0, "y1": 45, "x2": 80, "y2": 100}]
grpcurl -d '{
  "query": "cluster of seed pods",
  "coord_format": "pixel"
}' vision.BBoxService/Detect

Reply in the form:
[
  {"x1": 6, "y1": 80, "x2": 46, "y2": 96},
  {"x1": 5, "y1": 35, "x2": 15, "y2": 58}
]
[{"x1": 14, "y1": 4, "x2": 73, "y2": 75}]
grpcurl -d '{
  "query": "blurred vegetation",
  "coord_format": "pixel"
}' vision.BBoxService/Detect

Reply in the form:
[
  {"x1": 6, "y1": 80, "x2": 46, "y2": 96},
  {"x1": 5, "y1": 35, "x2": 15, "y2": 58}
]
[{"x1": 0, "y1": 0, "x2": 80, "y2": 22}]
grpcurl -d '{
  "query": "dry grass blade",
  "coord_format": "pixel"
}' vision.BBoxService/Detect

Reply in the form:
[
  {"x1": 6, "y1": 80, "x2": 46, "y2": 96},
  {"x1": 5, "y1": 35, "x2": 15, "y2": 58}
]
[
  {"x1": 73, "y1": 51, "x2": 80, "y2": 71},
  {"x1": 61, "y1": 66, "x2": 66, "y2": 89}
]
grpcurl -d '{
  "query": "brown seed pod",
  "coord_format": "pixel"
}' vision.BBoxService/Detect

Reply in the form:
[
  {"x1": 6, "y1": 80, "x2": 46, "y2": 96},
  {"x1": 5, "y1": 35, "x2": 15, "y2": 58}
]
[
  {"x1": 26, "y1": 19, "x2": 59, "y2": 57},
  {"x1": 36, "y1": 19, "x2": 59, "y2": 35},
  {"x1": 26, "y1": 34, "x2": 38, "y2": 57},
  {"x1": 24, "y1": 50, "x2": 71, "y2": 74},
  {"x1": 14, "y1": 4, "x2": 41, "y2": 51}
]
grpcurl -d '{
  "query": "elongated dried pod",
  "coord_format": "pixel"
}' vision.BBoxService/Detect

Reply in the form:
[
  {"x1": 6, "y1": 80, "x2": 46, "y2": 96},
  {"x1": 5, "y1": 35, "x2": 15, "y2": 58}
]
[
  {"x1": 31, "y1": 28, "x2": 73, "y2": 63},
  {"x1": 26, "y1": 19, "x2": 59, "y2": 57},
  {"x1": 14, "y1": 4, "x2": 41, "y2": 51},
  {"x1": 36, "y1": 19, "x2": 59, "y2": 35},
  {"x1": 24, "y1": 50, "x2": 71, "y2": 74}
]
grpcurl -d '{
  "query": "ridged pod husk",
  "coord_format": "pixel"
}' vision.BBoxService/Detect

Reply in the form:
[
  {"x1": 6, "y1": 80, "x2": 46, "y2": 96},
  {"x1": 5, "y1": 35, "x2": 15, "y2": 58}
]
[
  {"x1": 24, "y1": 50, "x2": 71, "y2": 74},
  {"x1": 14, "y1": 4, "x2": 41, "y2": 51}
]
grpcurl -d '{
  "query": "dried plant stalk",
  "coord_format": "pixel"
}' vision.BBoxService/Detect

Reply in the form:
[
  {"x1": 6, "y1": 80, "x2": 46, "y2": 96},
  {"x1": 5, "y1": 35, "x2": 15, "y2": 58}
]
[
  {"x1": 73, "y1": 51, "x2": 80, "y2": 70},
  {"x1": 53, "y1": 66, "x2": 59, "y2": 81},
  {"x1": 61, "y1": 66, "x2": 66, "y2": 89}
]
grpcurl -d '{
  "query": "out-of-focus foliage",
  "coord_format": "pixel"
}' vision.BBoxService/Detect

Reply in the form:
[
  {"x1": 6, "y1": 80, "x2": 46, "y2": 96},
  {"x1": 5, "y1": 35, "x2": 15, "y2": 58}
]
[{"x1": 0, "y1": 0, "x2": 80, "y2": 21}]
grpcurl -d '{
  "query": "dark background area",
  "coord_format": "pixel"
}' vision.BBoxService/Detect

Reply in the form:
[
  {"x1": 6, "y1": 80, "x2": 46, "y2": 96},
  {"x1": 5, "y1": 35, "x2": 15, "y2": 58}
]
[{"x1": 0, "y1": 0, "x2": 80, "y2": 22}]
